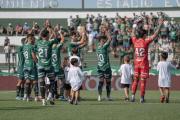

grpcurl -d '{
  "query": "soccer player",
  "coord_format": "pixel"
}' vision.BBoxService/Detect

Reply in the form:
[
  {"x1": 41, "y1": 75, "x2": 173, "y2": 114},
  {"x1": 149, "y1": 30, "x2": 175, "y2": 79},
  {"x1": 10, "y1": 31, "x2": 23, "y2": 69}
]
[
  {"x1": 157, "y1": 52, "x2": 176, "y2": 103},
  {"x1": 131, "y1": 18, "x2": 164, "y2": 103},
  {"x1": 23, "y1": 34, "x2": 38, "y2": 101},
  {"x1": 51, "y1": 33, "x2": 65, "y2": 100},
  {"x1": 97, "y1": 30, "x2": 112, "y2": 101},
  {"x1": 16, "y1": 38, "x2": 26, "y2": 100},
  {"x1": 67, "y1": 58, "x2": 84, "y2": 105},
  {"x1": 118, "y1": 55, "x2": 133, "y2": 101},
  {"x1": 68, "y1": 32, "x2": 85, "y2": 57},
  {"x1": 36, "y1": 29, "x2": 61, "y2": 106}
]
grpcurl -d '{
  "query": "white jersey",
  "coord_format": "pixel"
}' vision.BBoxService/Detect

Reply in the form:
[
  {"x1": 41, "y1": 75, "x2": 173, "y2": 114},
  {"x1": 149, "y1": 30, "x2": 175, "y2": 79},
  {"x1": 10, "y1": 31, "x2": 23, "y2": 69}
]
[
  {"x1": 157, "y1": 61, "x2": 176, "y2": 87},
  {"x1": 67, "y1": 17, "x2": 72, "y2": 27},
  {"x1": 118, "y1": 64, "x2": 133, "y2": 84},
  {"x1": 67, "y1": 66, "x2": 84, "y2": 91},
  {"x1": 69, "y1": 55, "x2": 82, "y2": 67},
  {"x1": 86, "y1": 23, "x2": 93, "y2": 32},
  {"x1": 64, "y1": 66, "x2": 70, "y2": 84},
  {"x1": 88, "y1": 32, "x2": 94, "y2": 46}
]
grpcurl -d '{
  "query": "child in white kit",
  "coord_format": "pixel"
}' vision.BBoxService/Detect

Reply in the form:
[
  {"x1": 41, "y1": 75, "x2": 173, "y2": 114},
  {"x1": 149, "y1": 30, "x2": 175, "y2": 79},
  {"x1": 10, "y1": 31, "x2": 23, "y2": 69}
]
[
  {"x1": 157, "y1": 52, "x2": 176, "y2": 103},
  {"x1": 118, "y1": 55, "x2": 133, "y2": 101},
  {"x1": 67, "y1": 58, "x2": 84, "y2": 105}
]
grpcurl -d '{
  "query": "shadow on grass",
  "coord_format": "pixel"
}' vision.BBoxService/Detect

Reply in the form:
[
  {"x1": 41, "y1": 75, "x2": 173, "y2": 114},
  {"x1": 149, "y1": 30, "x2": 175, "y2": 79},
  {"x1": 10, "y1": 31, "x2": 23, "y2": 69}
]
[
  {"x1": 80, "y1": 98, "x2": 180, "y2": 105},
  {"x1": 0, "y1": 106, "x2": 50, "y2": 111}
]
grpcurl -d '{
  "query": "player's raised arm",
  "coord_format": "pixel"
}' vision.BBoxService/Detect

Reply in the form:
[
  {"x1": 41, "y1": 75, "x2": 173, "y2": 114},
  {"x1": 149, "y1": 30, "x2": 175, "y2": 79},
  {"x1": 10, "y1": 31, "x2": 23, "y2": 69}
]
[
  {"x1": 79, "y1": 32, "x2": 86, "y2": 44},
  {"x1": 150, "y1": 18, "x2": 164, "y2": 40},
  {"x1": 105, "y1": 30, "x2": 112, "y2": 43},
  {"x1": 78, "y1": 41, "x2": 87, "y2": 49},
  {"x1": 131, "y1": 24, "x2": 136, "y2": 38},
  {"x1": 60, "y1": 32, "x2": 65, "y2": 43}
]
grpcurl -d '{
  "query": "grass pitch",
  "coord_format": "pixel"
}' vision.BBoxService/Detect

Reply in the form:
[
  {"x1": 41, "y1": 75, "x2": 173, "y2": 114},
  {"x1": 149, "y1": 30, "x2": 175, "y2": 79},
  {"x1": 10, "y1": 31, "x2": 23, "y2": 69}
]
[{"x1": 0, "y1": 90, "x2": 180, "y2": 120}]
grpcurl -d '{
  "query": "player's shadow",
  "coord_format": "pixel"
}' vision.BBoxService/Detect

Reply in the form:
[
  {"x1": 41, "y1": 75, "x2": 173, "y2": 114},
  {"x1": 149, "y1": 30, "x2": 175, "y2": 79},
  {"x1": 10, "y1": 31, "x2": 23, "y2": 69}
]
[
  {"x1": 145, "y1": 98, "x2": 180, "y2": 104},
  {"x1": 0, "y1": 106, "x2": 50, "y2": 111}
]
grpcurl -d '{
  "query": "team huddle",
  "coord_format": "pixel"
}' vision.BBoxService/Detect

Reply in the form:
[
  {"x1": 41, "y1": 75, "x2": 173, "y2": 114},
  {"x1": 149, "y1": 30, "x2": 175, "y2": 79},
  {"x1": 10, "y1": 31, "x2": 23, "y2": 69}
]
[{"x1": 15, "y1": 17, "x2": 177, "y2": 106}]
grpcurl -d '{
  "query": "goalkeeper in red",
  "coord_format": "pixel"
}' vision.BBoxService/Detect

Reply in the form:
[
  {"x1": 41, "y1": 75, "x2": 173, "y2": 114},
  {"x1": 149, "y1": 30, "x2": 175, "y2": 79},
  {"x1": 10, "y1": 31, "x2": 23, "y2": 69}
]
[{"x1": 131, "y1": 18, "x2": 164, "y2": 103}]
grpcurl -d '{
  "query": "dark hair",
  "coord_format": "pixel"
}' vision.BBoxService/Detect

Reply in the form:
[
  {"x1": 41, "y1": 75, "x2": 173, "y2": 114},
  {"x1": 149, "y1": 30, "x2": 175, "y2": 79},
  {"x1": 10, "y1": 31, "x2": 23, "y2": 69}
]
[
  {"x1": 27, "y1": 33, "x2": 34, "y2": 39},
  {"x1": 161, "y1": 52, "x2": 168, "y2": 60},
  {"x1": 72, "y1": 48, "x2": 78, "y2": 55},
  {"x1": 124, "y1": 55, "x2": 130, "y2": 63},
  {"x1": 41, "y1": 29, "x2": 49, "y2": 38},
  {"x1": 136, "y1": 29, "x2": 147, "y2": 38},
  {"x1": 99, "y1": 35, "x2": 107, "y2": 41},
  {"x1": 21, "y1": 38, "x2": 26, "y2": 44},
  {"x1": 70, "y1": 58, "x2": 78, "y2": 66}
]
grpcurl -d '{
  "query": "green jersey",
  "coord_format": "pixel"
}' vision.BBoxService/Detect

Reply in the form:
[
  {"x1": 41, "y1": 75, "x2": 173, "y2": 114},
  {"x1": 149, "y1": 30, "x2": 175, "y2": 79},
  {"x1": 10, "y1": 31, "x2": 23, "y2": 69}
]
[
  {"x1": 169, "y1": 31, "x2": 177, "y2": 40},
  {"x1": 160, "y1": 27, "x2": 168, "y2": 36},
  {"x1": 36, "y1": 39, "x2": 58, "y2": 69},
  {"x1": 68, "y1": 42, "x2": 81, "y2": 56},
  {"x1": 23, "y1": 43, "x2": 36, "y2": 70},
  {"x1": 97, "y1": 41, "x2": 111, "y2": 71},
  {"x1": 52, "y1": 43, "x2": 63, "y2": 72},
  {"x1": 17, "y1": 46, "x2": 24, "y2": 69}
]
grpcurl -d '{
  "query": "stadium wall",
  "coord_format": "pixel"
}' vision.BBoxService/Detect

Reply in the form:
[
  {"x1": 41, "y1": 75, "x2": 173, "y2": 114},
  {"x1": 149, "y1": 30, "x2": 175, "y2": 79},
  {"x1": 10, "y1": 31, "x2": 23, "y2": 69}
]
[
  {"x1": 0, "y1": 8, "x2": 180, "y2": 27},
  {"x1": 0, "y1": 7, "x2": 180, "y2": 19},
  {"x1": 0, "y1": 75, "x2": 180, "y2": 91}
]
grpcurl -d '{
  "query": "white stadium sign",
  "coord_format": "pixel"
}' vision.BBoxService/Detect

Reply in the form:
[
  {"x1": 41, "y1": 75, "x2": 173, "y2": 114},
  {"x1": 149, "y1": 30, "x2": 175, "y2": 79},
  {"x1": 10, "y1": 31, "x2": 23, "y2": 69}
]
[{"x1": 0, "y1": 0, "x2": 179, "y2": 8}]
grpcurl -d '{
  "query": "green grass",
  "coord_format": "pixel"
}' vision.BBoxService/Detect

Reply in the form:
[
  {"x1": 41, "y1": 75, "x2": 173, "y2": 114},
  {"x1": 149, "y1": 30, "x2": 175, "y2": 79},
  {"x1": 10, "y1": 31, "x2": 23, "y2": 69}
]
[{"x1": 0, "y1": 91, "x2": 180, "y2": 120}]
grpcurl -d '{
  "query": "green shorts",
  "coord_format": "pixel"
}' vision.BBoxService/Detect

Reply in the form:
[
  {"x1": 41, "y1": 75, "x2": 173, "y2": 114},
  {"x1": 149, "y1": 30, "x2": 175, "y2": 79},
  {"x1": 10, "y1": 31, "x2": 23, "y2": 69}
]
[
  {"x1": 97, "y1": 67, "x2": 112, "y2": 80},
  {"x1": 17, "y1": 66, "x2": 24, "y2": 80},
  {"x1": 54, "y1": 68, "x2": 64, "y2": 80},
  {"x1": 38, "y1": 67, "x2": 55, "y2": 80},
  {"x1": 24, "y1": 68, "x2": 38, "y2": 81}
]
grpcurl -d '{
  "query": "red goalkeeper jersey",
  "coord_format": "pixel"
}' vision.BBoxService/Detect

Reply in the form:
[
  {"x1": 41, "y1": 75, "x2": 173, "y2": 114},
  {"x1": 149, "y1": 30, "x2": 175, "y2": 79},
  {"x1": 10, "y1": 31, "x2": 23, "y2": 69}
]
[{"x1": 132, "y1": 37, "x2": 153, "y2": 67}]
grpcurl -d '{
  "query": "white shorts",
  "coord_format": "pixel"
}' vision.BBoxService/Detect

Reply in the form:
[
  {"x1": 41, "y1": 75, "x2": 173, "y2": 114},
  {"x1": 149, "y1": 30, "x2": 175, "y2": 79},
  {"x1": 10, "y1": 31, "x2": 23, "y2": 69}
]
[{"x1": 45, "y1": 77, "x2": 50, "y2": 85}]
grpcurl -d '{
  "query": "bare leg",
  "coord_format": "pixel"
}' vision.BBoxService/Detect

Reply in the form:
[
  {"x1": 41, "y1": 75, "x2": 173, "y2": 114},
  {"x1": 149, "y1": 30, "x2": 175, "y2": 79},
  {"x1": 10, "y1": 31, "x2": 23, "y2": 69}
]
[
  {"x1": 70, "y1": 90, "x2": 75, "y2": 104},
  {"x1": 165, "y1": 87, "x2": 170, "y2": 103},
  {"x1": 75, "y1": 90, "x2": 80, "y2": 105},
  {"x1": 124, "y1": 87, "x2": 129, "y2": 100},
  {"x1": 159, "y1": 87, "x2": 164, "y2": 96},
  {"x1": 159, "y1": 87, "x2": 165, "y2": 103}
]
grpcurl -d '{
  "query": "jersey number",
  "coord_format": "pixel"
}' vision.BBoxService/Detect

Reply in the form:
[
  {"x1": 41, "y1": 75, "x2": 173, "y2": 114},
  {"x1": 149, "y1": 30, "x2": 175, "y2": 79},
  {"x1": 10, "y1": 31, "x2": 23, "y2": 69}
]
[
  {"x1": 38, "y1": 48, "x2": 48, "y2": 58},
  {"x1": 135, "y1": 48, "x2": 145, "y2": 57},
  {"x1": 98, "y1": 54, "x2": 104, "y2": 62},
  {"x1": 23, "y1": 51, "x2": 28, "y2": 59},
  {"x1": 52, "y1": 54, "x2": 57, "y2": 62}
]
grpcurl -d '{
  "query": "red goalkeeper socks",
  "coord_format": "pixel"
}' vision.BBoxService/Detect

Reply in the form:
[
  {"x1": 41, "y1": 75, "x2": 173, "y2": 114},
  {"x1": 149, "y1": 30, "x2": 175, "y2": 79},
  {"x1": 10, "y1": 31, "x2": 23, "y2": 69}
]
[{"x1": 140, "y1": 80, "x2": 146, "y2": 97}]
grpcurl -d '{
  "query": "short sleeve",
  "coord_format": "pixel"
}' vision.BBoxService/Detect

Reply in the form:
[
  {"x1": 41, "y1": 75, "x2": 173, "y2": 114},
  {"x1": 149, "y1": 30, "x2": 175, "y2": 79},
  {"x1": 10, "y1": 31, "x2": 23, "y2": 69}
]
[
  {"x1": 130, "y1": 65, "x2": 134, "y2": 75},
  {"x1": 78, "y1": 68, "x2": 84, "y2": 80},
  {"x1": 157, "y1": 63, "x2": 160, "y2": 71},
  {"x1": 103, "y1": 40, "x2": 110, "y2": 49},
  {"x1": 50, "y1": 38, "x2": 59, "y2": 46},
  {"x1": 32, "y1": 46, "x2": 36, "y2": 53},
  {"x1": 57, "y1": 42, "x2": 63, "y2": 49},
  {"x1": 145, "y1": 37, "x2": 153, "y2": 45}
]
